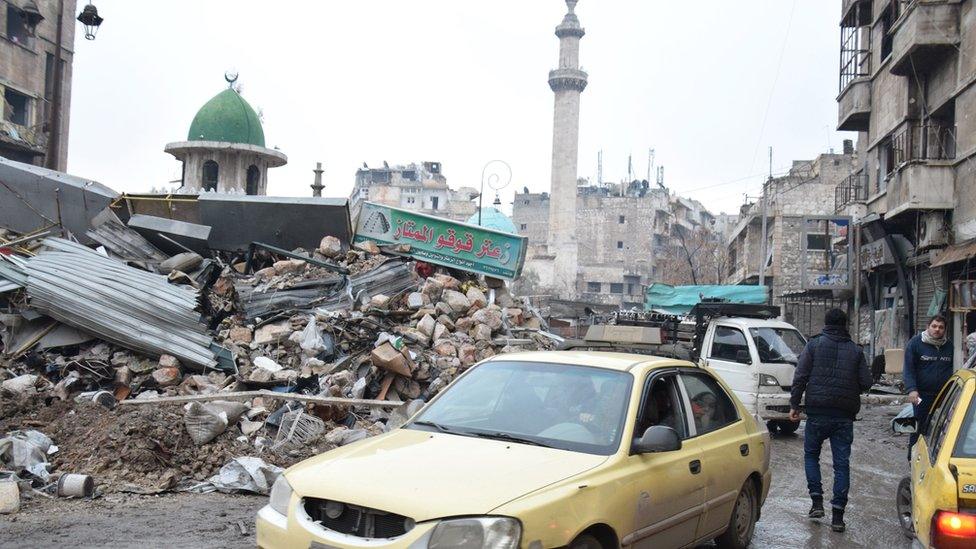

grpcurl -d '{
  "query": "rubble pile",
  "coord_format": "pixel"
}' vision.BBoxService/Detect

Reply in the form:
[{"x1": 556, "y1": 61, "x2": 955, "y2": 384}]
[{"x1": 0, "y1": 228, "x2": 551, "y2": 503}]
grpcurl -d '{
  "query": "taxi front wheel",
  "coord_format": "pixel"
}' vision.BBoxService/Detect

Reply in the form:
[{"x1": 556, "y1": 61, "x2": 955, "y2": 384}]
[
  {"x1": 568, "y1": 533, "x2": 603, "y2": 549},
  {"x1": 715, "y1": 480, "x2": 758, "y2": 549}
]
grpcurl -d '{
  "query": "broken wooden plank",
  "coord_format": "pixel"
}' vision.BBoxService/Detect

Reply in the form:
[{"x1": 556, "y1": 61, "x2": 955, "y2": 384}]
[{"x1": 117, "y1": 389, "x2": 403, "y2": 408}]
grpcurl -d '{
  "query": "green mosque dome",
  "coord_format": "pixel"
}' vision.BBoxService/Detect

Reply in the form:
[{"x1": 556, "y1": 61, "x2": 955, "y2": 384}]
[{"x1": 187, "y1": 88, "x2": 265, "y2": 147}]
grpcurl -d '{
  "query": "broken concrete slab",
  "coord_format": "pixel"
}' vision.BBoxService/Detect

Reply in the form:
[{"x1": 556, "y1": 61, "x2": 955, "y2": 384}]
[
  {"x1": 159, "y1": 252, "x2": 203, "y2": 275},
  {"x1": 253, "y1": 322, "x2": 292, "y2": 346},
  {"x1": 443, "y1": 290, "x2": 471, "y2": 313},
  {"x1": 370, "y1": 342, "x2": 412, "y2": 377}
]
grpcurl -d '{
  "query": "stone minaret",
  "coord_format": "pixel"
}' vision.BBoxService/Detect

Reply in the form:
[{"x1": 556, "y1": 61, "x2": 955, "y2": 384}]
[
  {"x1": 311, "y1": 162, "x2": 325, "y2": 197},
  {"x1": 548, "y1": 0, "x2": 587, "y2": 297}
]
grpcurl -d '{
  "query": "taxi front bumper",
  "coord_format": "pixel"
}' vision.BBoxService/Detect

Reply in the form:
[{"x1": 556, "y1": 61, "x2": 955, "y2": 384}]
[{"x1": 256, "y1": 504, "x2": 437, "y2": 549}]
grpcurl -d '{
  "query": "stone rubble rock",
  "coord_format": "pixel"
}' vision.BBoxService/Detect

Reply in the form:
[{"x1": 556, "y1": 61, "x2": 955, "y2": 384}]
[
  {"x1": 407, "y1": 292, "x2": 426, "y2": 310},
  {"x1": 152, "y1": 367, "x2": 181, "y2": 387},
  {"x1": 472, "y1": 309, "x2": 503, "y2": 332},
  {"x1": 317, "y1": 236, "x2": 343, "y2": 258},
  {"x1": 436, "y1": 314, "x2": 456, "y2": 331},
  {"x1": 416, "y1": 314, "x2": 437, "y2": 339},
  {"x1": 228, "y1": 326, "x2": 253, "y2": 344},
  {"x1": 455, "y1": 317, "x2": 475, "y2": 332},
  {"x1": 158, "y1": 354, "x2": 181, "y2": 369},
  {"x1": 458, "y1": 344, "x2": 478, "y2": 366},
  {"x1": 433, "y1": 341, "x2": 457, "y2": 357},
  {"x1": 431, "y1": 274, "x2": 460, "y2": 290},
  {"x1": 273, "y1": 259, "x2": 305, "y2": 275},
  {"x1": 465, "y1": 288, "x2": 488, "y2": 309},
  {"x1": 435, "y1": 302, "x2": 454, "y2": 318},
  {"x1": 442, "y1": 290, "x2": 471, "y2": 313},
  {"x1": 370, "y1": 294, "x2": 391, "y2": 309},
  {"x1": 254, "y1": 357, "x2": 283, "y2": 372},
  {"x1": 432, "y1": 323, "x2": 448, "y2": 342},
  {"x1": 254, "y1": 321, "x2": 292, "y2": 346},
  {"x1": 470, "y1": 323, "x2": 492, "y2": 342},
  {"x1": 421, "y1": 278, "x2": 444, "y2": 301},
  {"x1": 354, "y1": 240, "x2": 381, "y2": 255}
]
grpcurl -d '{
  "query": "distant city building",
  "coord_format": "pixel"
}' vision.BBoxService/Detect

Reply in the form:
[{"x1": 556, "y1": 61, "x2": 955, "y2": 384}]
[
  {"x1": 514, "y1": 180, "x2": 732, "y2": 309},
  {"x1": 0, "y1": 0, "x2": 77, "y2": 170},
  {"x1": 726, "y1": 152, "x2": 855, "y2": 335},
  {"x1": 165, "y1": 78, "x2": 287, "y2": 195},
  {"x1": 349, "y1": 161, "x2": 481, "y2": 223}
]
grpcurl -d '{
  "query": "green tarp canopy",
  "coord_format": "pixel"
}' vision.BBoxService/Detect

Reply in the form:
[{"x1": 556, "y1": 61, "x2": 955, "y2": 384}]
[{"x1": 644, "y1": 284, "x2": 769, "y2": 315}]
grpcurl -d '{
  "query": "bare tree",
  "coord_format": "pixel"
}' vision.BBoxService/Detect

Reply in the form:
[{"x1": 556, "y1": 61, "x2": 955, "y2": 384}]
[{"x1": 656, "y1": 226, "x2": 728, "y2": 286}]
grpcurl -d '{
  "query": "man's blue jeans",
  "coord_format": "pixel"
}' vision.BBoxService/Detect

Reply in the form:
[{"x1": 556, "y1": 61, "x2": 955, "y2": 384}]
[{"x1": 803, "y1": 415, "x2": 854, "y2": 510}]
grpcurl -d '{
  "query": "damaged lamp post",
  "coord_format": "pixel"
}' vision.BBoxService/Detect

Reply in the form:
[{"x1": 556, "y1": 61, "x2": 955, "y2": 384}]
[{"x1": 478, "y1": 160, "x2": 511, "y2": 226}]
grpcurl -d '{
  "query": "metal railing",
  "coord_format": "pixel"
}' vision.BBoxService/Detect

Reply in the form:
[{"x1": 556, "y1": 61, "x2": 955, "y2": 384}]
[
  {"x1": 891, "y1": 123, "x2": 957, "y2": 170},
  {"x1": 839, "y1": 20, "x2": 870, "y2": 92},
  {"x1": 834, "y1": 174, "x2": 870, "y2": 211}
]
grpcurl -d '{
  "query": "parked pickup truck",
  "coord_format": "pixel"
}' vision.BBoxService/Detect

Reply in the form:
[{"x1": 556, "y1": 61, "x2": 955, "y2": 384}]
[{"x1": 561, "y1": 302, "x2": 808, "y2": 434}]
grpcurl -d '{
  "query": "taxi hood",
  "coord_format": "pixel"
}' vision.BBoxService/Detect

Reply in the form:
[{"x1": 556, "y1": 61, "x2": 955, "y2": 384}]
[{"x1": 284, "y1": 428, "x2": 609, "y2": 522}]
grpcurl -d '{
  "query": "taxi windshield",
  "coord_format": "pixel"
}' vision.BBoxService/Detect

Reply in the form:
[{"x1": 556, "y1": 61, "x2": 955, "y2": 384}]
[
  {"x1": 408, "y1": 361, "x2": 633, "y2": 455},
  {"x1": 749, "y1": 328, "x2": 806, "y2": 365}
]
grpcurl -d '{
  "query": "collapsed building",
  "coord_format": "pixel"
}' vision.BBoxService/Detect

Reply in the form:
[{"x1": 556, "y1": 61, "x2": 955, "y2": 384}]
[{"x1": 0, "y1": 157, "x2": 553, "y2": 509}]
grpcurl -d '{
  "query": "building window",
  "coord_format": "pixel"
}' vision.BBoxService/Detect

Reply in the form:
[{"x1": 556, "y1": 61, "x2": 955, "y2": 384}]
[
  {"x1": 610, "y1": 283, "x2": 624, "y2": 294},
  {"x1": 617, "y1": 241, "x2": 623, "y2": 249},
  {"x1": 3, "y1": 88, "x2": 30, "y2": 126},
  {"x1": 880, "y1": 3, "x2": 896, "y2": 60},
  {"x1": 523, "y1": 200, "x2": 530, "y2": 205},
  {"x1": 406, "y1": 197, "x2": 416, "y2": 204},
  {"x1": 587, "y1": 281, "x2": 601, "y2": 293},
  {"x1": 202, "y1": 160, "x2": 219, "y2": 192},
  {"x1": 430, "y1": 196, "x2": 439, "y2": 210},
  {"x1": 520, "y1": 223, "x2": 527, "y2": 230},
  {"x1": 245, "y1": 165, "x2": 260, "y2": 195},
  {"x1": 619, "y1": 215, "x2": 625, "y2": 224},
  {"x1": 6, "y1": 6, "x2": 32, "y2": 46}
]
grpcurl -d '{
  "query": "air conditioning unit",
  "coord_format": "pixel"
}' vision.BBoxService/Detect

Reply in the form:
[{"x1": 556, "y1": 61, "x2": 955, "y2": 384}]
[{"x1": 917, "y1": 212, "x2": 948, "y2": 250}]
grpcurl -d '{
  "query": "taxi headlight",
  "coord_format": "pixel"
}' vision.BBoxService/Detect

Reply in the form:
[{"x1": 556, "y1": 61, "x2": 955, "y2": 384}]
[
  {"x1": 428, "y1": 517, "x2": 520, "y2": 549},
  {"x1": 268, "y1": 476, "x2": 293, "y2": 517}
]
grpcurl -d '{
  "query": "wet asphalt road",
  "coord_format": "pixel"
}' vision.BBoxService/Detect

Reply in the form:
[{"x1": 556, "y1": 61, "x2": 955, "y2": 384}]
[
  {"x1": 745, "y1": 405, "x2": 914, "y2": 549},
  {"x1": 1, "y1": 406, "x2": 914, "y2": 548}
]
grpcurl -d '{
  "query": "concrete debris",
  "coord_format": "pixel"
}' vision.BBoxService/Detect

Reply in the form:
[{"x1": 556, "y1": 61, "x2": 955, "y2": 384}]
[{"x1": 0, "y1": 221, "x2": 552, "y2": 506}]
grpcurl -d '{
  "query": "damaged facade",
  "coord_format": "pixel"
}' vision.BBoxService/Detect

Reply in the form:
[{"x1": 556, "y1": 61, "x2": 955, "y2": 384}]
[
  {"x1": 514, "y1": 182, "x2": 731, "y2": 310},
  {"x1": 348, "y1": 161, "x2": 480, "y2": 224},
  {"x1": 725, "y1": 151, "x2": 856, "y2": 336},
  {"x1": 0, "y1": 0, "x2": 76, "y2": 170},
  {"x1": 834, "y1": 0, "x2": 976, "y2": 367}
]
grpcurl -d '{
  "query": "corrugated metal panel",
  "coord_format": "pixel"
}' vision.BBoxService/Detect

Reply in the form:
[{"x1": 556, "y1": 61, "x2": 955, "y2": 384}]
[
  {"x1": 85, "y1": 209, "x2": 167, "y2": 269},
  {"x1": 2, "y1": 238, "x2": 216, "y2": 369}
]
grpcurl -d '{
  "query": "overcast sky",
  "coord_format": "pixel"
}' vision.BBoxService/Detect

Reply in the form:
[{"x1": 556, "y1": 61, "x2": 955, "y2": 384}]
[{"x1": 66, "y1": 0, "x2": 854, "y2": 216}]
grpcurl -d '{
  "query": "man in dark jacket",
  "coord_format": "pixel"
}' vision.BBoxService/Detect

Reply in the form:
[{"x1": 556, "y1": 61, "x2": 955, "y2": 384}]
[
  {"x1": 904, "y1": 314, "x2": 954, "y2": 454},
  {"x1": 789, "y1": 308, "x2": 873, "y2": 533}
]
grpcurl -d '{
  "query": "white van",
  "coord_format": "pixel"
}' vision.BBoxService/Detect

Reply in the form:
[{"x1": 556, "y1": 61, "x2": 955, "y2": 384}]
[{"x1": 562, "y1": 305, "x2": 808, "y2": 434}]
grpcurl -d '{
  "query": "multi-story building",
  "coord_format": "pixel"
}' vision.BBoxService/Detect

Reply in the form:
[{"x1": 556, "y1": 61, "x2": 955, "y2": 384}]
[
  {"x1": 513, "y1": 180, "x2": 727, "y2": 309},
  {"x1": 0, "y1": 0, "x2": 76, "y2": 170},
  {"x1": 727, "y1": 151, "x2": 857, "y2": 334},
  {"x1": 348, "y1": 161, "x2": 480, "y2": 223},
  {"x1": 834, "y1": 0, "x2": 976, "y2": 365}
]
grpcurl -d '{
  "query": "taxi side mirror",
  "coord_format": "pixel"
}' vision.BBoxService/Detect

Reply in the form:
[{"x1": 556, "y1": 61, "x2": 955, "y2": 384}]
[{"x1": 632, "y1": 425, "x2": 682, "y2": 454}]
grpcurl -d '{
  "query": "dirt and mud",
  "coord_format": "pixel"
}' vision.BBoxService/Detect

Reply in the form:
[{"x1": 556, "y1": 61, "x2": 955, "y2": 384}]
[{"x1": 0, "y1": 405, "x2": 916, "y2": 549}]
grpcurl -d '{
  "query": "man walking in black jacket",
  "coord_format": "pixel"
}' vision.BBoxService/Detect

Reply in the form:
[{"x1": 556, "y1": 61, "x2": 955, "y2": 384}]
[{"x1": 789, "y1": 309, "x2": 873, "y2": 533}]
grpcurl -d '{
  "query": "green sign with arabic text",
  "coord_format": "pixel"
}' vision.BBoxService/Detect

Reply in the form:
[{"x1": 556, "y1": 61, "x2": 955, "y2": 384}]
[{"x1": 354, "y1": 202, "x2": 527, "y2": 280}]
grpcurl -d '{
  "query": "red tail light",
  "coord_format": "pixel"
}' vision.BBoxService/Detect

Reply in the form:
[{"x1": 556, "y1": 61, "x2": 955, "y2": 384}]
[{"x1": 933, "y1": 510, "x2": 976, "y2": 548}]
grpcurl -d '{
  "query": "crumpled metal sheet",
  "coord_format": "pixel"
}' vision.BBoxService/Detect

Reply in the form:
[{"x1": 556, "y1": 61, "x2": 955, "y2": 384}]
[
  {"x1": 0, "y1": 238, "x2": 217, "y2": 369},
  {"x1": 185, "y1": 457, "x2": 283, "y2": 495},
  {"x1": 85, "y1": 208, "x2": 167, "y2": 271},
  {"x1": 0, "y1": 430, "x2": 55, "y2": 481}
]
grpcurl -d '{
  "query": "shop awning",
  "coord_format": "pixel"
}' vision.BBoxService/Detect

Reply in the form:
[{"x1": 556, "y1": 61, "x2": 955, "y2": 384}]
[{"x1": 931, "y1": 239, "x2": 976, "y2": 268}]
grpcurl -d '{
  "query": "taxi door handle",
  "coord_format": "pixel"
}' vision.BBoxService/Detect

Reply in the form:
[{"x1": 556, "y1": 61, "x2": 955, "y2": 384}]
[
  {"x1": 689, "y1": 460, "x2": 701, "y2": 475},
  {"x1": 740, "y1": 444, "x2": 749, "y2": 456}
]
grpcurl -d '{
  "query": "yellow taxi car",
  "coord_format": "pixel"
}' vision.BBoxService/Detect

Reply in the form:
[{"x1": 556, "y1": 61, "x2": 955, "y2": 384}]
[
  {"x1": 896, "y1": 368, "x2": 976, "y2": 549},
  {"x1": 256, "y1": 351, "x2": 771, "y2": 549}
]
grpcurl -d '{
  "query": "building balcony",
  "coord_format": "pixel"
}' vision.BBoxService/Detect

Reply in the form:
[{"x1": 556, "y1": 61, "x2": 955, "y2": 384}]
[
  {"x1": 841, "y1": 0, "x2": 872, "y2": 26},
  {"x1": 837, "y1": 78, "x2": 871, "y2": 131},
  {"x1": 890, "y1": 1, "x2": 960, "y2": 76},
  {"x1": 886, "y1": 163, "x2": 955, "y2": 219},
  {"x1": 835, "y1": 173, "x2": 870, "y2": 213}
]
